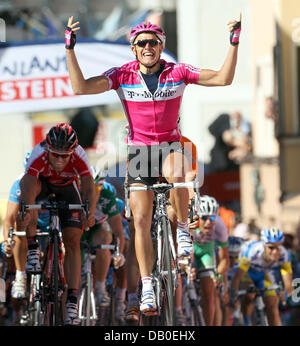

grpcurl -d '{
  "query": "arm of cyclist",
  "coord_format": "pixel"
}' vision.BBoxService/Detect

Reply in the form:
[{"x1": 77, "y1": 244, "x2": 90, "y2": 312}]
[
  {"x1": 3, "y1": 200, "x2": 18, "y2": 255},
  {"x1": 17, "y1": 174, "x2": 40, "y2": 229},
  {"x1": 188, "y1": 214, "x2": 199, "y2": 230},
  {"x1": 230, "y1": 267, "x2": 246, "y2": 306},
  {"x1": 198, "y1": 13, "x2": 241, "y2": 87},
  {"x1": 222, "y1": 275, "x2": 230, "y2": 305},
  {"x1": 217, "y1": 245, "x2": 229, "y2": 279},
  {"x1": 65, "y1": 16, "x2": 110, "y2": 95},
  {"x1": 280, "y1": 262, "x2": 293, "y2": 297},
  {"x1": 80, "y1": 175, "x2": 97, "y2": 227},
  {"x1": 108, "y1": 214, "x2": 126, "y2": 268}
]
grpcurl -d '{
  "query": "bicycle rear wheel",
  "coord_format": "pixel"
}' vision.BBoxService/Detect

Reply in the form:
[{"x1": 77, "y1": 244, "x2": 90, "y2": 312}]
[{"x1": 159, "y1": 217, "x2": 175, "y2": 326}]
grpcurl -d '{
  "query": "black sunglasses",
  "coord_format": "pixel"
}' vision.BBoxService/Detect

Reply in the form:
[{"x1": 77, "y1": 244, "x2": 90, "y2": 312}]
[
  {"x1": 134, "y1": 39, "x2": 161, "y2": 48},
  {"x1": 49, "y1": 151, "x2": 72, "y2": 159},
  {"x1": 201, "y1": 215, "x2": 216, "y2": 222},
  {"x1": 266, "y1": 245, "x2": 280, "y2": 251}
]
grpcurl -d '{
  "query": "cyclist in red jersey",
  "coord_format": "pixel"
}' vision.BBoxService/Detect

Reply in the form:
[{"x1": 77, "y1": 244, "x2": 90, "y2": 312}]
[
  {"x1": 17, "y1": 123, "x2": 97, "y2": 325},
  {"x1": 65, "y1": 14, "x2": 241, "y2": 314}
]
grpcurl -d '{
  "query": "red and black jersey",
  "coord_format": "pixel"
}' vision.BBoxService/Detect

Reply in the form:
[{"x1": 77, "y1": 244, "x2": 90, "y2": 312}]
[{"x1": 26, "y1": 140, "x2": 92, "y2": 187}]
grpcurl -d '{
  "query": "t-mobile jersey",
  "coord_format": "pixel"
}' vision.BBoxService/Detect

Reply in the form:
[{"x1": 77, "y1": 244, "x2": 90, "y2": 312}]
[{"x1": 102, "y1": 59, "x2": 201, "y2": 145}]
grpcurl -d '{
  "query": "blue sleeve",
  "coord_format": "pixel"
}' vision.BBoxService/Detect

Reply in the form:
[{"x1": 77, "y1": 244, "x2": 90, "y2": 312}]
[{"x1": 8, "y1": 180, "x2": 21, "y2": 204}]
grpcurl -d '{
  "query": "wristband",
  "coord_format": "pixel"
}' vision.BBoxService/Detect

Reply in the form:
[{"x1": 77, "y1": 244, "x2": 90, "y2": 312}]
[
  {"x1": 65, "y1": 27, "x2": 76, "y2": 49},
  {"x1": 230, "y1": 21, "x2": 241, "y2": 46}
]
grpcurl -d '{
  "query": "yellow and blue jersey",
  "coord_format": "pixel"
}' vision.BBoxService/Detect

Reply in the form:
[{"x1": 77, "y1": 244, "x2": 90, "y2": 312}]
[{"x1": 238, "y1": 240, "x2": 292, "y2": 296}]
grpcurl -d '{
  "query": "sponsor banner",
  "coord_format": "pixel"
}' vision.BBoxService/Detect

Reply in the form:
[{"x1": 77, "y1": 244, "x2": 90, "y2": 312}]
[{"x1": 0, "y1": 40, "x2": 176, "y2": 114}]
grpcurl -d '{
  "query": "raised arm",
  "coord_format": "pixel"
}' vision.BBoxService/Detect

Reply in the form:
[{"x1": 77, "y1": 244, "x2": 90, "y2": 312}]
[
  {"x1": 198, "y1": 13, "x2": 241, "y2": 87},
  {"x1": 65, "y1": 16, "x2": 110, "y2": 95}
]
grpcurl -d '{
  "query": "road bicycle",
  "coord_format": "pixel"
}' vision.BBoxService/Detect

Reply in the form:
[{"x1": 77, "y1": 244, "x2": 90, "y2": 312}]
[
  {"x1": 78, "y1": 240, "x2": 117, "y2": 326},
  {"x1": 235, "y1": 283, "x2": 283, "y2": 326},
  {"x1": 20, "y1": 193, "x2": 89, "y2": 326},
  {"x1": 6, "y1": 227, "x2": 50, "y2": 326},
  {"x1": 178, "y1": 257, "x2": 205, "y2": 326},
  {"x1": 96, "y1": 237, "x2": 122, "y2": 326},
  {"x1": 124, "y1": 179, "x2": 201, "y2": 326}
]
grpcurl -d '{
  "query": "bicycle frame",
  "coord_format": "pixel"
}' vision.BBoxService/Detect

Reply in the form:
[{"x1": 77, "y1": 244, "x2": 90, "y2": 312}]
[
  {"x1": 124, "y1": 180, "x2": 201, "y2": 326},
  {"x1": 78, "y1": 248, "x2": 97, "y2": 326},
  {"x1": 179, "y1": 257, "x2": 205, "y2": 326},
  {"x1": 7, "y1": 229, "x2": 49, "y2": 326},
  {"x1": 20, "y1": 195, "x2": 89, "y2": 326},
  {"x1": 45, "y1": 214, "x2": 66, "y2": 290},
  {"x1": 154, "y1": 192, "x2": 177, "y2": 315},
  {"x1": 237, "y1": 284, "x2": 282, "y2": 326},
  {"x1": 79, "y1": 242, "x2": 117, "y2": 326}
]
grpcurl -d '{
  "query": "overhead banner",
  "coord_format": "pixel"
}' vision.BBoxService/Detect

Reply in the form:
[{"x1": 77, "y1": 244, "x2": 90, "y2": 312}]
[{"x1": 0, "y1": 40, "x2": 176, "y2": 114}]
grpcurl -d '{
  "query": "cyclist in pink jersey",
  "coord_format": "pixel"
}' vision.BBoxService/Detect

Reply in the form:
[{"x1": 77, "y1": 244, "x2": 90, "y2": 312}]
[
  {"x1": 65, "y1": 15, "x2": 241, "y2": 314},
  {"x1": 17, "y1": 123, "x2": 97, "y2": 325}
]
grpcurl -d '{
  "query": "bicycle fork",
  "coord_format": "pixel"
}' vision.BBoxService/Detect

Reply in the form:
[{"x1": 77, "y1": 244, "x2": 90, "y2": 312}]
[
  {"x1": 79, "y1": 254, "x2": 97, "y2": 325},
  {"x1": 155, "y1": 194, "x2": 178, "y2": 314},
  {"x1": 46, "y1": 229, "x2": 67, "y2": 294}
]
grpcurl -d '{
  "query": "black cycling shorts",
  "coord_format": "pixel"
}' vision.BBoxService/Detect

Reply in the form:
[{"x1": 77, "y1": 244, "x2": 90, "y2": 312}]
[
  {"x1": 126, "y1": 141, "x2": 182, "y2": 186},
  {"x1": 37, "y1": 178, "x2": 83, "y2": 230}
]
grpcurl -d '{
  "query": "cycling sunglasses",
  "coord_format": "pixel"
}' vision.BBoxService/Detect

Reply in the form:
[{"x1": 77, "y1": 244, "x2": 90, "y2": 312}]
[
  {"x1": 266, "y1": 245, "x2": 280, "y2": 251},
  {"x1": 201, "y1": 215, "x2": 216, "y2": 222},
  {"x1": 49, "y1": 151, "x2": 72, "y2": 159},
  {"x1": 134, "y1": 39, "x2": 161, "y2": 48}
]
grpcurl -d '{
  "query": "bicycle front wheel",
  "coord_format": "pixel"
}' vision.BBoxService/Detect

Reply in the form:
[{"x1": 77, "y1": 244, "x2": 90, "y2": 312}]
[
  {"x1": 48, "y1": 232, "x2": 63, "y2": 326},
  {"x1": 79, "y1": 273, "x2": 97, "y2": 326},
  {"x1": 159, "y1": 217, "x2": 175, "y2": 326},
  {"x1": 28, "y1": 274, "x2": 43, "y2": 326}
]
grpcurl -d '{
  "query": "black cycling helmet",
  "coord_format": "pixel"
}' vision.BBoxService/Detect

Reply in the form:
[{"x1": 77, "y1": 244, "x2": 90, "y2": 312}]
[{"x1": 46, "y1": 123, "x2": 78, "y2": 153}]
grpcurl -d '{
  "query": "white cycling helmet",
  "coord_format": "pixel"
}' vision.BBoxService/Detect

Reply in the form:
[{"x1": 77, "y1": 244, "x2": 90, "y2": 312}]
[{"x1": 198, "y1": 195, "x2": 219, "y2": 216}]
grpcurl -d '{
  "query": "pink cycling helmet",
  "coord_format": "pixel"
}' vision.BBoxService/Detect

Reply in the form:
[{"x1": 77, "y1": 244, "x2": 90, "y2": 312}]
[{"x1": 129, "y1": 22, "x2": 166, "y2": 47}]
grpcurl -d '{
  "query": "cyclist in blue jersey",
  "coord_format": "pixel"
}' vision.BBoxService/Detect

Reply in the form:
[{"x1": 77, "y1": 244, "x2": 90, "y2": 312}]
[
  {"x1": 230, "y1": 228, "x2": 293, "y2": 326},
  {"x1": 2, "y1": 151, "x2": 49, "y2": 299},
  {"x1": 222, "y1": 236, "x2": 244, "y2": 325}
]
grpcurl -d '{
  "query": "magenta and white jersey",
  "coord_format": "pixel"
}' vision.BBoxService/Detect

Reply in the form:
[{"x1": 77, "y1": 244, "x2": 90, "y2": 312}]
[
  {"x1": 25, "y1": 140, "x2": 92, "y2": 187},
  {"x1": 102, "y1": 59, "x2": 201, "y2": 145}
]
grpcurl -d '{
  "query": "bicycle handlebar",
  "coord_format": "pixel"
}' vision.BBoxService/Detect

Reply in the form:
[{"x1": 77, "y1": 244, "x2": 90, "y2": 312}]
[
  {"x1": 20, "y1": 199, "x2": 89, "y2": 220},
  {"x1": 80, "y1": 241, "x2": 116, "y2": 252},
  {"x1": 237, "y1": 284, "x2": 282, "y2": 296},
  {"x1": 125, "y1": 180, "x2": 201, "y2": 192},
  {"x1": 8, "y1": 230, "x2": 49, "y2": 237},
  {"x1": 124, "y1": 179, "x2": 201, "y2": 218}
]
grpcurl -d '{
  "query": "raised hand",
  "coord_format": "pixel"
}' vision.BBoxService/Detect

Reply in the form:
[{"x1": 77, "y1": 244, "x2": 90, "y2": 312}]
[
  {"x1": 65, "y1": 16, "x2": 80, "y2": 49},
  {"x1": 228, "y1": 13, "x2": 242, "y2": 46}
]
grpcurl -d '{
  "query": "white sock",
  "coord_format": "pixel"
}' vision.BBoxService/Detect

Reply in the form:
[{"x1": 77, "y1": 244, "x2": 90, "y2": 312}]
[
  {"x1": 16, "y1": 270, "x2": 26, "y2": 280},
  {"x1": 177, "y1": 220, "x2": 189, "y2": 236},
  {"x1": 142, "y1": 276, "x2": 153, "y2": 292}
]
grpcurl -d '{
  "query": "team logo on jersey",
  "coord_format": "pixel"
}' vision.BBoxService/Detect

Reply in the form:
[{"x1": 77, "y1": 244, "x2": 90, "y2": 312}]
[{"x1": 71, "y1": 211, "x2": 80, "y2": 221}]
